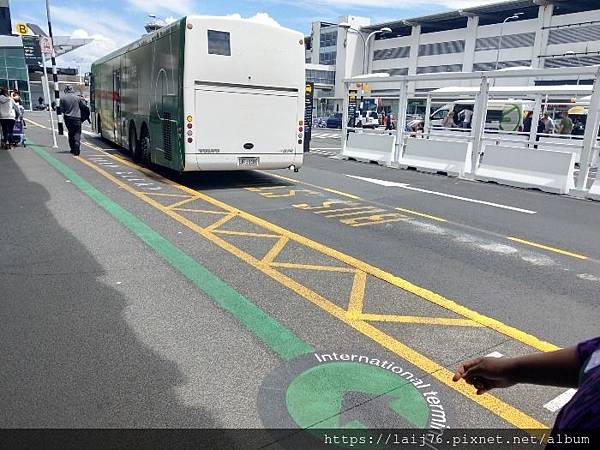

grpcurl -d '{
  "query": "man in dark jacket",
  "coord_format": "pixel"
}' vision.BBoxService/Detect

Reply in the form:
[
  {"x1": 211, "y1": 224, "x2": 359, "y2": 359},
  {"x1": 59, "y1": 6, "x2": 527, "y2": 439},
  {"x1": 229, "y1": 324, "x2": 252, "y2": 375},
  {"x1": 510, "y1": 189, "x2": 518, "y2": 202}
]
[{"x1": 58, "y1": 85, "x2": 87, "y2": 155}]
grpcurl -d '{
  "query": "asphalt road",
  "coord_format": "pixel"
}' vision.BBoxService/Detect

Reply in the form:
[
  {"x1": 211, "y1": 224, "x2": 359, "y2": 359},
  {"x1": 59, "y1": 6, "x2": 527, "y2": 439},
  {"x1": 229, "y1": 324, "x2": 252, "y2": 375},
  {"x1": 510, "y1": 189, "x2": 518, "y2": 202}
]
[{"x1": 3, "y1": 113, "x2": 600, "y2": 445}]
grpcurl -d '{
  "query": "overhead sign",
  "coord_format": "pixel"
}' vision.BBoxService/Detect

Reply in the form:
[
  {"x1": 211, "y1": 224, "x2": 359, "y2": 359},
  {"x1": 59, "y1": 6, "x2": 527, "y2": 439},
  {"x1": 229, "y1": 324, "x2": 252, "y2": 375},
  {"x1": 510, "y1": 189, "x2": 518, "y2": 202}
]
[{"x1": 16, "y1": 22, "x2": 29, "y2": 35}]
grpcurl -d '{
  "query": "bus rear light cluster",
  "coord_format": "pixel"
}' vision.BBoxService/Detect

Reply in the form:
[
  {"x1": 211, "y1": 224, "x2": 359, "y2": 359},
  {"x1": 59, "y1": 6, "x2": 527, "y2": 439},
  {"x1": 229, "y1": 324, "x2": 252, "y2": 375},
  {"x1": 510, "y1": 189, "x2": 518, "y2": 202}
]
[
  {"x1": 188, "y1": 138, "x2": 193, "y2": 143},
  {"x1": 299, "y1": 126, "x2": 303, "y2": 132},
  {"x1": 298, "y1": 140, "x2": 302, "y2": 144},
  {"x1": 187, "y1": 123, "x2": 193, "y2": 129},
  {"x1": 187, "y1": 130, "x2": 193, "y2": 136}
]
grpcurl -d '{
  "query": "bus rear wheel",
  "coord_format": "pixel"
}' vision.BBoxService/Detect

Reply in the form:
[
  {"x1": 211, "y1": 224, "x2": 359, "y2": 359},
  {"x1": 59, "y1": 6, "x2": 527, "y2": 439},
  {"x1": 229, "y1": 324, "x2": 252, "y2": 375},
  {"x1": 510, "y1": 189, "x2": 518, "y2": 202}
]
[
  {"x1": 140, "y1": 127, "x2": 151, "y2": 166},
  {"x1": 129, "y1": 125, "x2": 139, "y2": 161}
]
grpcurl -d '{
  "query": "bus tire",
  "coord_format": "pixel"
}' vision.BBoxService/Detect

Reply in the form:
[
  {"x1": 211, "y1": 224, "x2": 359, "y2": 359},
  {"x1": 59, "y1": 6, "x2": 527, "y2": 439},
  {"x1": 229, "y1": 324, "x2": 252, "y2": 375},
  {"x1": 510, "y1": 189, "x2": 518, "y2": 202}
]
[
  {"x1": 129, "y1": 124, "x2": 139, "y2": 160},
  {"x1": 140, "y1": 125, "x2": 151, "y2": 166}
]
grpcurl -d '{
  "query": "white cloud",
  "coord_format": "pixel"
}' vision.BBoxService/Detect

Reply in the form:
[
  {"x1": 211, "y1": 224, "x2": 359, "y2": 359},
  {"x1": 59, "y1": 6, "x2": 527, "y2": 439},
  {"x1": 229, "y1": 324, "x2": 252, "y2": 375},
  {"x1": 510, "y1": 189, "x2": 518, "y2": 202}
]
[
  {"x1": 127, "y1": 0, "x2": 196, "y2": 17},
  {"x1": 165, "y1": 17, "x2": 178, "y2": 25},
  {"x1": 225, "y1": 13, "x2": 282, "y2": 27}
]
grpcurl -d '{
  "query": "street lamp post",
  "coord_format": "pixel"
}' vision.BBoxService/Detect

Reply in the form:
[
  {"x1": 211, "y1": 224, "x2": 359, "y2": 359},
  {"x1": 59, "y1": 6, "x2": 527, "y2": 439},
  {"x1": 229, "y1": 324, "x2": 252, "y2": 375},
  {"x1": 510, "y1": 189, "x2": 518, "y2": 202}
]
[
  {"x1": 338, "y1": 23, "x2": 392, "y2": 75},
  {"x1": 494, "y1": 13, "x2": 523, "y2": 71}
]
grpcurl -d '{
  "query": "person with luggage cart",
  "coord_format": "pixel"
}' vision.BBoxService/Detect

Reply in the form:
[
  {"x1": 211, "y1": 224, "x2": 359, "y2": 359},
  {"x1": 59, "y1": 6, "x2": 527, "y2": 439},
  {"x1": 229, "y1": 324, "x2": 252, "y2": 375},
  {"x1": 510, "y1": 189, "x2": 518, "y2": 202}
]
[{"x1": 0, "y1": 87, "x2": 19, "y2": 150}]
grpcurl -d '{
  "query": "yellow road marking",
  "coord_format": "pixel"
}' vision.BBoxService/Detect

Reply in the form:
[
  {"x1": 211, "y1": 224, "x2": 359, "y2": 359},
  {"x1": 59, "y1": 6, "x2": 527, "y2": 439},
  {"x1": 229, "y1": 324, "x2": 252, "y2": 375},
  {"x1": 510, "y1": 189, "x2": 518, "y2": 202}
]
[
  {"x1": 347, "y1": 271, "x2": 367, "y2": 318},
  {"x1": 172, "y1": 208, "x2": 229, "y2": 215},
  {"x1": 83, "y1": 142, "x2": 559, "y2": 352},
  {"x1": 360, "y1": 313, "x2": 483, "y2": 327},
  {"x1": 395, "y1": 207, "x2": 447, "y2": 223},
  {"x1": 507, "y1": 237, "x2": 588, "y2": 260},
  {"x1": 83, "y1": 141, "x2": 559, "y2": 353},
  {"x1": 325, "y1": 208, "x2": 386, "y2": 219},
  {"x1": 214, "y1": 230, "x2": 280, "y2": 239},
  {"x1": 27, "y1": 118, "x2": 51, "y2": 130},
  {"x1": 316, "y1": 206, "x2": 374, "y2": 215},
  {"x1": 71, "y1": 143, "x2": 550, "y2": 429},
  {"x1": 143, "y1": 192, "x2": 193, "y2": 198},
  {"x1": 270, "y1": 262, "x2": 354, "y2": 273},
  {"x1": 264, "y1": 172, "x2": 362, "y2": 200},
  {"x1": 206, "y1": 212, "x2": 236, "y2": 231},
  {"x1": 262, "y1": 236, "x2": 289, "y2": 264},
  {"x1": 166, "y1": 196, "x2": 203, "y2": 209}
]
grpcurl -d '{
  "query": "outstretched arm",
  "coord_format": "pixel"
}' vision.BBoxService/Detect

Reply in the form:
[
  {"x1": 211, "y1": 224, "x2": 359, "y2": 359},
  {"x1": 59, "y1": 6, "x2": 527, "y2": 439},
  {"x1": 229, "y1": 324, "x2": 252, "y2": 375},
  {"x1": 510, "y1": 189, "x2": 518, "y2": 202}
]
[{"x1": 453, "y1": 347, "x2": 580, "y2": 395}]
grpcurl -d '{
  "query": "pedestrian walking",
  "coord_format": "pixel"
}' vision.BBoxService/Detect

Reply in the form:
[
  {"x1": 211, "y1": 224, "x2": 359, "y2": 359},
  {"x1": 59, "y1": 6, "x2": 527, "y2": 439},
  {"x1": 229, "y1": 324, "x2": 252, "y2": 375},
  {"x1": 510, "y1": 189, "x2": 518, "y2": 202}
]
[
  {"x1": 442, "y1": 111, "x2": 456, "y2": 128},
  {"x1": 0, "y1": 87, "x2": 19, "y2": 149},
  {"x1": 558, "y1": 111, "x2": 574, "y2": 135},
  {"x1": 462, "y1": 107, "x2": 473, "y2": 129},
  {"x1": 454, "y1": 336, "x2": 600, "y2": 446},
  {"x1": 59, "y1": 85, "x2": 88, "y2": 156},
  {"x1": 542, "y1": 112, "x2": 555, "y2": 134}
]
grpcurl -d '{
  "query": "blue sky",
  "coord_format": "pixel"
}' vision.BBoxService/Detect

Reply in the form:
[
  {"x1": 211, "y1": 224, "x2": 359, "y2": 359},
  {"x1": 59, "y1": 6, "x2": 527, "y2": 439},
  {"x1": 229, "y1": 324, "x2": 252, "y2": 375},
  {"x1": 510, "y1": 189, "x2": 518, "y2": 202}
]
[{"x1": 11, "y1": 0, "x2": 498, "y2": 70}]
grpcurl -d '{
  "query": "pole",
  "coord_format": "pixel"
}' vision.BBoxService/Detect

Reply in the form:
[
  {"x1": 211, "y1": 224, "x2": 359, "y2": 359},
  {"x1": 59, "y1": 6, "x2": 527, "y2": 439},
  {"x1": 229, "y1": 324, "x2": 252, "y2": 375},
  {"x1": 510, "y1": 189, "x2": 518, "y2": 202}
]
[
  {"x1": 393, "y1": 80, "x2": 408, "y2": 166},
  {"x1": 41, "y1": 52, "x2": 58, "y2": 148},
  {"x1": 529, "y1": 94, "x2": 542, "y2": 148},
  {"x1": 494, "y1": 20, "x2": 507, "y2": 71},
  {"x1": 424, "y1": 93, "x2": 432, "y2": 137},
  {"x1": 468, "y1": 76, "x2": 490, "y2": 176},
  {"x1": 575, "y1": 70, "x2": 600, "y2": 191},
  {"x1": 46, "y1": 0, "x2": 64, "y2": 135}
]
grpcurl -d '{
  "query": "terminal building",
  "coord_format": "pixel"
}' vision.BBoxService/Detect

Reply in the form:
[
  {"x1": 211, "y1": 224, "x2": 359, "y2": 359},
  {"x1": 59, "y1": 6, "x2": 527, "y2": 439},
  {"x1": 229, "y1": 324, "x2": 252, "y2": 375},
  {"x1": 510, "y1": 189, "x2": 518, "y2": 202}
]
[{"x1": 305, "y1": 0, "x2": 600, "y2": 114}]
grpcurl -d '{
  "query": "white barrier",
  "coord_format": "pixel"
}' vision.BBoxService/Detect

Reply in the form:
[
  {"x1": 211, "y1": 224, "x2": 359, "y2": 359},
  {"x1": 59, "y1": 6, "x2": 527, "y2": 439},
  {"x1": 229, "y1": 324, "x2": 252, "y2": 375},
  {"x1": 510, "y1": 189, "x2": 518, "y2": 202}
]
[
  {"x1": 587, "y1": 179, "x2": 600, "y2": 201},
  {"x1": 429, "y1": 128, "x2": 470, "y2": 140},
  {"x1": 538, "y1": 137, "x2": 584, "y2": 165},
  {"x1": 483, "y1": 133, "x2": 528, "y2": 148},
  {"x1": 342, "y1": 132, "x2": 396, "y2": 165},
  {"x1": 399, "y1": 138, "x2": 472, "y2": 177},
  {"x1": 476, "y1": 145, "x2": 575, "y2": 194}
]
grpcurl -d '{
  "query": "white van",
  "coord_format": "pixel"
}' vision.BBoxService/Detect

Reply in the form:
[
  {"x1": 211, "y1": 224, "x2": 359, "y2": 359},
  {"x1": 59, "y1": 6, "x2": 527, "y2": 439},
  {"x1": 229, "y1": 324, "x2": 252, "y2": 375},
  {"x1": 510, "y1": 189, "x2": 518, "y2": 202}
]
[{"x1": 430, "y1": 100, "x2": 532, "y2": 131}]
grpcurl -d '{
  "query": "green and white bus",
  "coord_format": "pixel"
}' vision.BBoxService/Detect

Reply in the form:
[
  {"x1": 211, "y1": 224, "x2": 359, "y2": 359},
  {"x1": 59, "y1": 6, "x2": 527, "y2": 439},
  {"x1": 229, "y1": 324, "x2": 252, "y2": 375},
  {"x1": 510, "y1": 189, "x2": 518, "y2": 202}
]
[{"x1": 91, "y1": 16, "x2": 306, "y2": 172}]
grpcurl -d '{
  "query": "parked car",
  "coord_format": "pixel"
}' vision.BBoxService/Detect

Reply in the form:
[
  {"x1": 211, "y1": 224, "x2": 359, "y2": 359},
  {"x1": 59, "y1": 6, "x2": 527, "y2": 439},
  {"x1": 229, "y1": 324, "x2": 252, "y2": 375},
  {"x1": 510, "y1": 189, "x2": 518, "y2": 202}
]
[
  {"x1": 356, "y1": 111, "x2": 379, "y2": 129},
  {"x1": 326, "y1": 113, "x2": 343, "y2": 129}
]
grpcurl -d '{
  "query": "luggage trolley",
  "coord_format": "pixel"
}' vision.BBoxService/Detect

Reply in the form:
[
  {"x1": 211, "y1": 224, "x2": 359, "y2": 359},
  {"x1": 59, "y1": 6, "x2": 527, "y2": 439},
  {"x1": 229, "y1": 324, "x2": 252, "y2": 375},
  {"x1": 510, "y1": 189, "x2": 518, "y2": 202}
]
[{"x1": 10, "y1": 118, "x2": 26, "y2": 147}]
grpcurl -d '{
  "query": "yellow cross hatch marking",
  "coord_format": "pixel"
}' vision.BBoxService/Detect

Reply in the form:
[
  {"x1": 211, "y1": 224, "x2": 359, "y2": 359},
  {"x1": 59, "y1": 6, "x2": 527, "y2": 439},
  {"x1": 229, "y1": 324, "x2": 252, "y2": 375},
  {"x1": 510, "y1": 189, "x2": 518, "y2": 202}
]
[
  {"x1": 74, "y1": 140, "x2": 553, "y2": 430},
  {"x1": 172, "y1": 208, "x2": 230, "y2": 215},
  {"x1": 359, "y1": 313, "x2": 483, "y2": 327},
  {"x1": 269, "y1": 262, "x2": 355, "y2": 273},
  {"x1": 166, "y1": 196, "x2": 204, "y2": 210},
  {"x1": 214, "y1": 230, "x2": 280, "y2": 239},
  {"x1": 262, "y1": 237, "x2": 290, "y2": 264},
  {"x1": 347, "y1": 271, "x2": 367, "y2": 318}
]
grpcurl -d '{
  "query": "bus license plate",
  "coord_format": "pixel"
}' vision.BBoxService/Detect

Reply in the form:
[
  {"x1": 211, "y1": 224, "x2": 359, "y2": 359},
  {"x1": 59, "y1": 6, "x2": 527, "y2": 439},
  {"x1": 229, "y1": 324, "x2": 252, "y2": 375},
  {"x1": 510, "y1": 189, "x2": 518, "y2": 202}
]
[{"x1": 238, "y1": 157, "x2": 259, "y2": 166}]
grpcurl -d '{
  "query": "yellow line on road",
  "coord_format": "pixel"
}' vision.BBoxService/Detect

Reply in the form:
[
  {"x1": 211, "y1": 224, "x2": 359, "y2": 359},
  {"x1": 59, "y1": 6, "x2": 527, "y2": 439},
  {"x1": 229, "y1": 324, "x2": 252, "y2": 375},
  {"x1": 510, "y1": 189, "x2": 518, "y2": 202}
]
[
  {"x1": 88, "y1": 143, "x2": 559, "y2": 353},
  {"x1": 205, "y1": 212, "x2": 236, "y2": 231},
  {"x1": 360, "y1": 313, "x2": 483, "y2": 327},
  {"x1": 270, "y1": 262, "x2": 354, "y2": 273},
  {"x1": 264, "y1": 172, "x2": 362, "y2": 200},
  {"x1": 166, "y1": 196, "x2": 202, "y2": 209},
  {"x1": 172, "y1": 208, "x2": 229, "y2": 215},
  {"x1": 74, "y1": 143, "x2": 548, "y2": 430},
  {"x1": 27, "y1": 118, "x2": 51, "y2": 130},
  {"x1": 395, "y1": 207, "x2": 447, "y2": 223},
  {"x1": 347, "y1": 271, "x2": 367, "y2": 318},
  {"x1": 214, "y1": 230, "x2": 279, "y2": 239},
  {"x1": 507, "y1": 237, "x2": 588, "y2": 260},
  {"x1": 143, "y1": 192, "x2": 193, "y2": 198},
  {"x1": 262, "y1": 237, "x2": 289, "y2": 264}
]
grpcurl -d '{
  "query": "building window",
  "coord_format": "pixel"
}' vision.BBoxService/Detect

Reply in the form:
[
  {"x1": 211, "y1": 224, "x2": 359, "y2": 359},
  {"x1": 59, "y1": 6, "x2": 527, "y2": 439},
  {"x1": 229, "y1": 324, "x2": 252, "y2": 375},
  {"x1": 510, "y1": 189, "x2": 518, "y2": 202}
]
[
  {"x1": 319, "y1": 51, "x2": 336, "y2": 65},
  {"x1": 0, "y1": 46, "x2": 30, "y2": 109},
  {"x1": 418, "y1": 40, "x2": 465, "y2": 56},
  {"x1": 373, "y1": 68, "x2": 409, "y2": 76},
  {"x1": 417, "y1": 63, "x2": 462, "y2": 74},
  {"x1": 475, "y1": 32, "x2": 535, "y2": 51},
  {"x1": 306, "y1": 69, "x2": 335, "y2": 85},
  {"x1": 473, "y1": 60, "x2": 531, "y2": 71},
  {"x1": 373, "y1": 46, "x2": 410, "y2": 61},
  {"x1": 319, "y1": 30, "x2": 337, "y2": 48},
  {"x1": 548, "y1": 23, "x2": 600, "y2": 45}
]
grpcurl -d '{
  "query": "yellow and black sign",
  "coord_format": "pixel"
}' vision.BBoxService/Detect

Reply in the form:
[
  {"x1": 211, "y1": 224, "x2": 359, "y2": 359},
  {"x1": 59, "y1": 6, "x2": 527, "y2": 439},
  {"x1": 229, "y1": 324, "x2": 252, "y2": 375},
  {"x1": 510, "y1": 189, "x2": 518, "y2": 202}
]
[{"x1": 16, "y1": 23, "x2": 29, "y2": 35}]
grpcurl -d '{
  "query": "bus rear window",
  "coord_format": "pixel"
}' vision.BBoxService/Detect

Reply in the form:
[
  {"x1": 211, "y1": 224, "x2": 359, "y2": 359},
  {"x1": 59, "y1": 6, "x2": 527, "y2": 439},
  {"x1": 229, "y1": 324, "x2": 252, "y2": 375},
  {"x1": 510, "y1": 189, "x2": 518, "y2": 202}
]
[{"x1": 208, "y1": 30, "x2": 231, "y2": 56}]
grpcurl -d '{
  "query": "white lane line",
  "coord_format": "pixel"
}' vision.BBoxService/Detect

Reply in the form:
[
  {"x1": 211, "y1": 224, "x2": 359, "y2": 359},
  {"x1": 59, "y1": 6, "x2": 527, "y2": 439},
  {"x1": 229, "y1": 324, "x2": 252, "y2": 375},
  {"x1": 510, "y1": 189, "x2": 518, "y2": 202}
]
[
  {"x1": 543, "y1": 389, "x2": 577, "y2": 412},
  {"x1": 345, "y1": 175, "x2": 537, "y2": 215},
  {"x1": 486, "y1": 351, "x2": 504, "y2": 358}
]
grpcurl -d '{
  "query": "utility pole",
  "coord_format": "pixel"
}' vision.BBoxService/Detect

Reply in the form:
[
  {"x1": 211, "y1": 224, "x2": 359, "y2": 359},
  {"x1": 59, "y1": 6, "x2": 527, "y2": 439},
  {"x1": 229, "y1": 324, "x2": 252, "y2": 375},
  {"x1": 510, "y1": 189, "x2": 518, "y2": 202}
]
[{"x1": 45, "y1": 0, "x2": 64, "y2": 135}]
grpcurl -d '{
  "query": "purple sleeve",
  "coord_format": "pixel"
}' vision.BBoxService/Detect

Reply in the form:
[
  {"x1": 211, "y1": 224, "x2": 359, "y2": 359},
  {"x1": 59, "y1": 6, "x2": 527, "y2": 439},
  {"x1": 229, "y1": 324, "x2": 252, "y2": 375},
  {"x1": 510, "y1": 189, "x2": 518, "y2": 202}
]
[{"x1": 577, "y1": 337, "x2": 600, "y2": 364}]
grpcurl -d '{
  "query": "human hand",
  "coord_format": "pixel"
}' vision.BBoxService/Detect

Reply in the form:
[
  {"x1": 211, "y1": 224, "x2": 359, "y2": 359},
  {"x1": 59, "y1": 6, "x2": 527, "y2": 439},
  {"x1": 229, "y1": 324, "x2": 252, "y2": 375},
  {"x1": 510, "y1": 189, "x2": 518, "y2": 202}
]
[{"x1": 453, "y1": 357, "x2": 517, "y2": 395}]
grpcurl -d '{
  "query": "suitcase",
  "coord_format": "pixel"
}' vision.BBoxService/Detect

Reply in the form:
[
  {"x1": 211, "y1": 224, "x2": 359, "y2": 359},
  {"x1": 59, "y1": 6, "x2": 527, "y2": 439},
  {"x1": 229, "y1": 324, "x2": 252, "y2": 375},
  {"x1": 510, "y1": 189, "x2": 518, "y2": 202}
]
[{"x1": 10, "y1": 119, "x2": 25, "y2": 147}]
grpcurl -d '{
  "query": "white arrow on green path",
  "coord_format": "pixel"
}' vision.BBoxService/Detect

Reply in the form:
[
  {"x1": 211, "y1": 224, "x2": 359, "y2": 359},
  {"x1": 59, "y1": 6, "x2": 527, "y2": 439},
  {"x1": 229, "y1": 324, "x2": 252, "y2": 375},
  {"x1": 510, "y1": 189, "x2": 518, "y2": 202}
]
[{"x1": 345, "y1": 175, "x2": 537, "y2": 215}]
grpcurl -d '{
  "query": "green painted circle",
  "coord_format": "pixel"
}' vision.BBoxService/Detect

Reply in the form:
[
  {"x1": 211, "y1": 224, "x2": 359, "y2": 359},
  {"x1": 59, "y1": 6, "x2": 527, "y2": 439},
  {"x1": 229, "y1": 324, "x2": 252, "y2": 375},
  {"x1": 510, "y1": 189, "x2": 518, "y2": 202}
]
[
  {"x1": 500, "y1": 104, "x2": 522, "y2": 131},
  {"x1": 285, "y1": 362, "x2": 429, "y2": 429}
]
